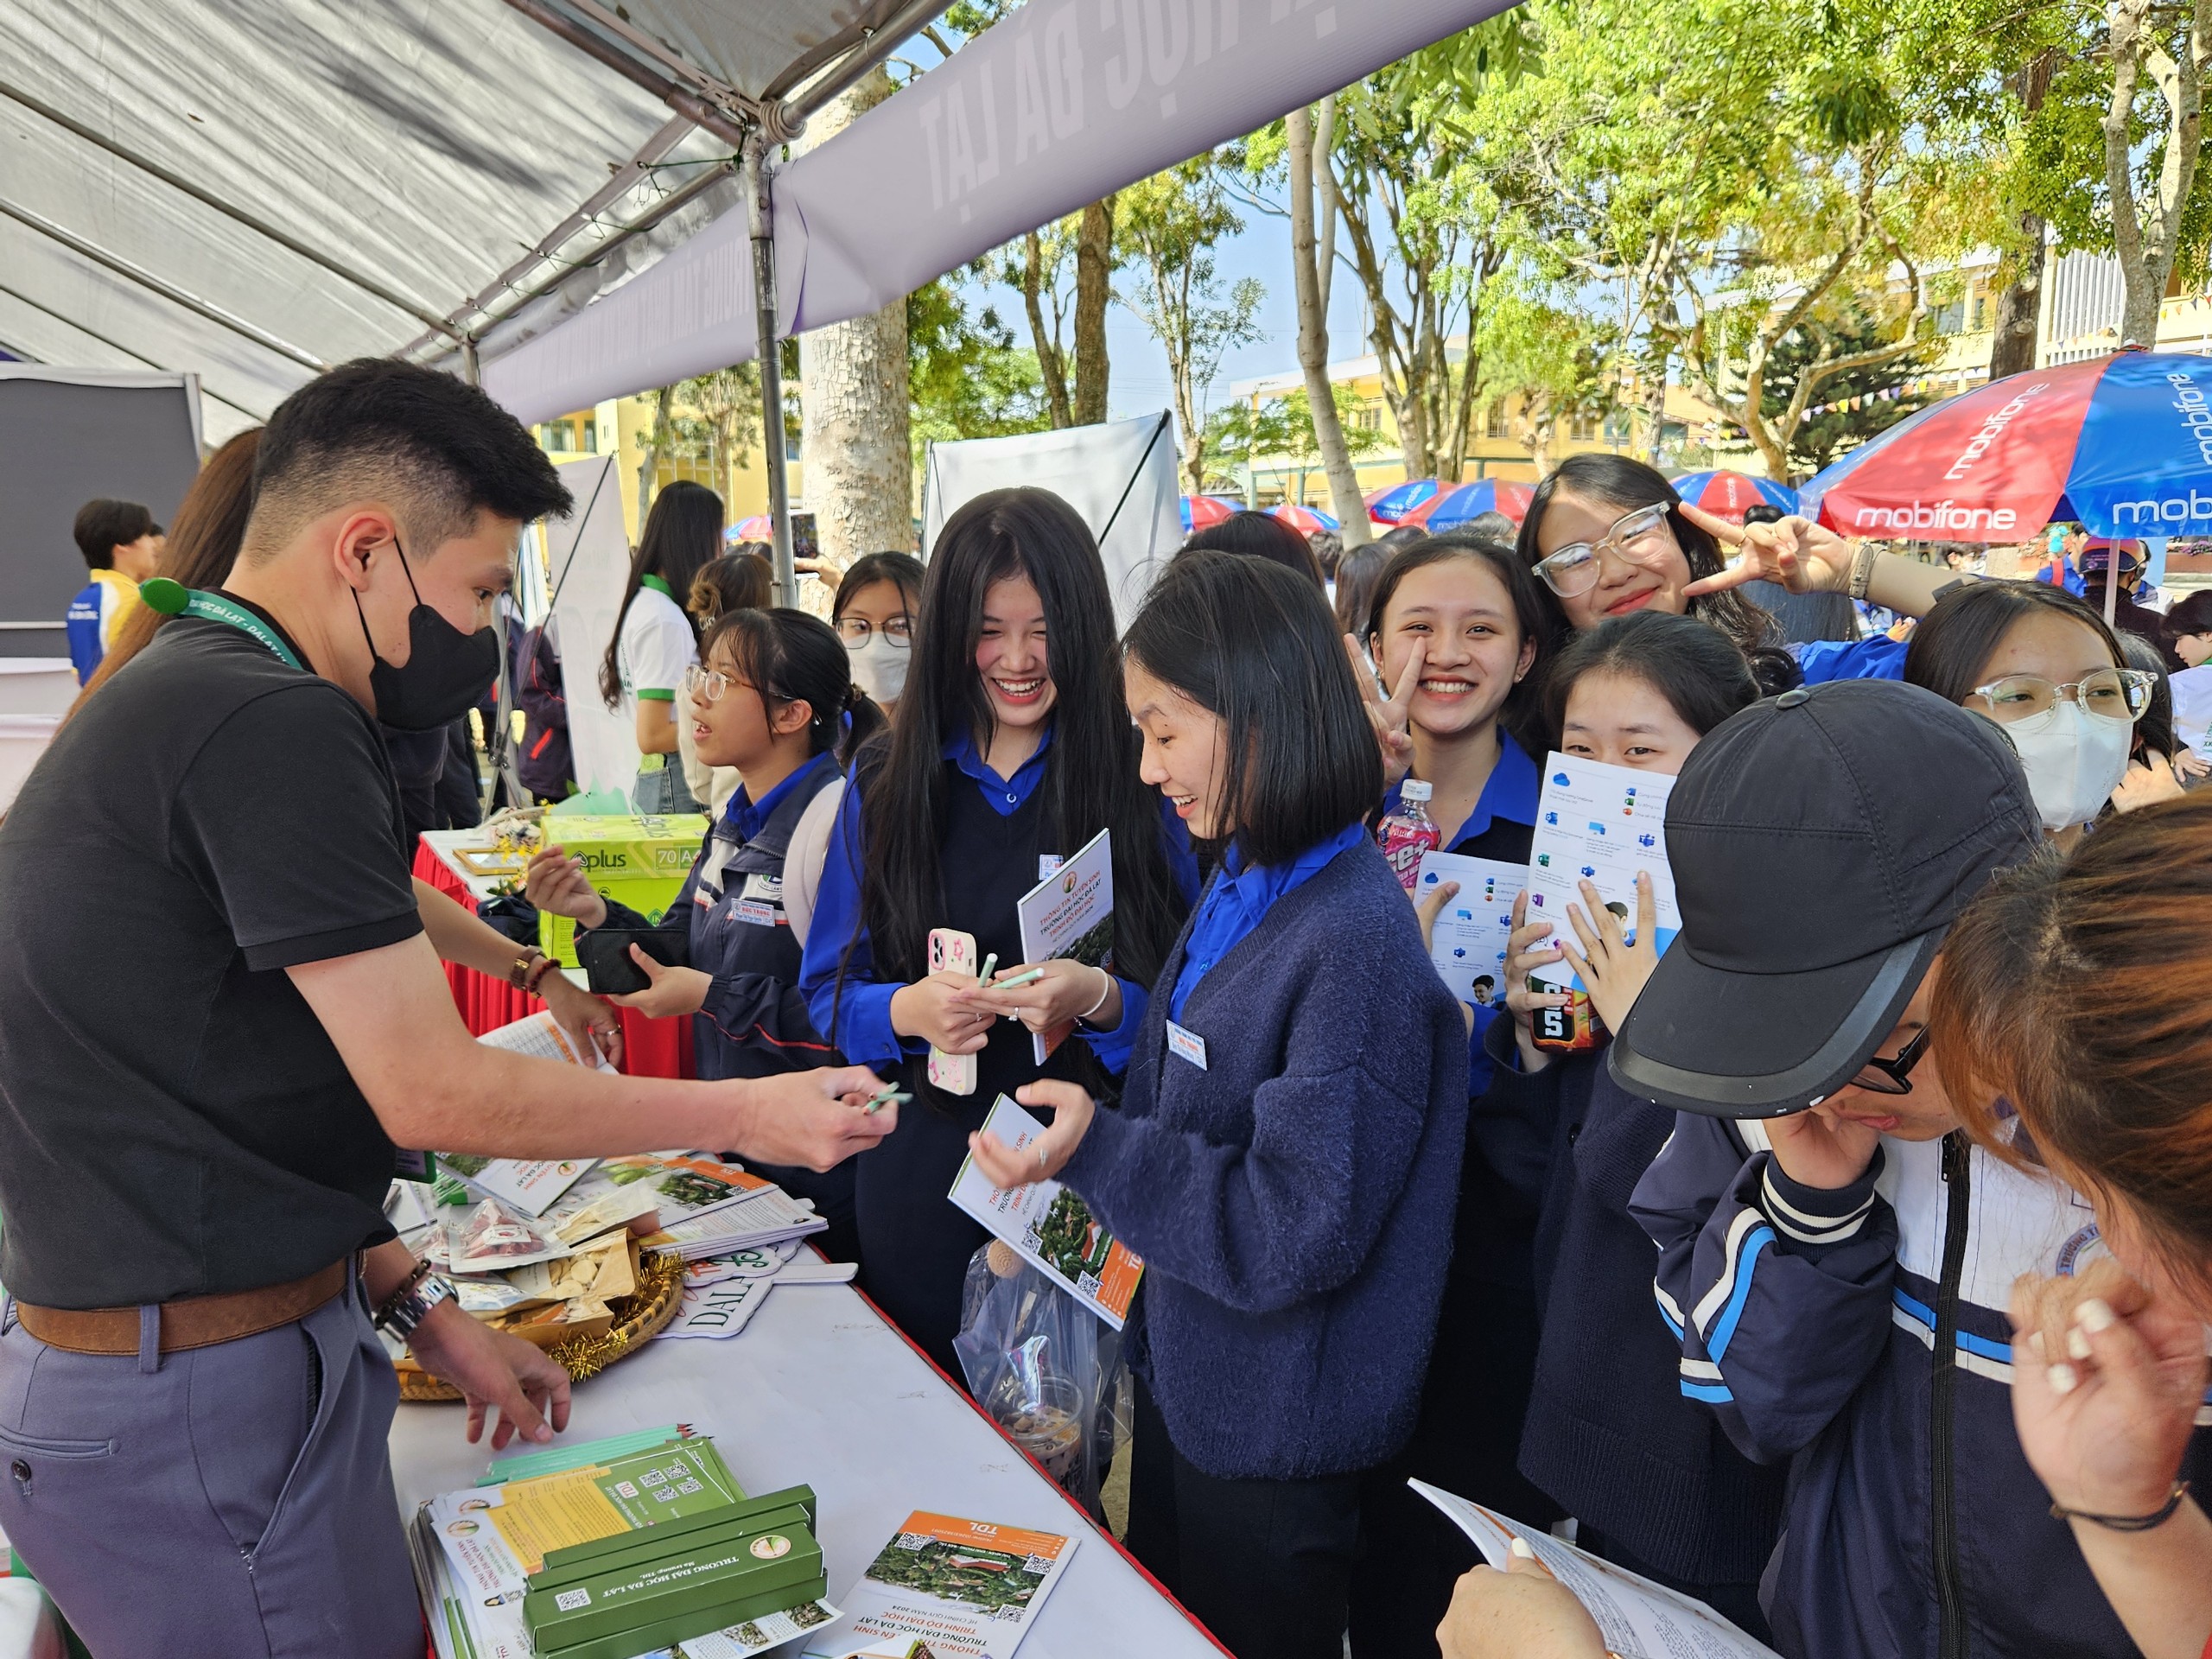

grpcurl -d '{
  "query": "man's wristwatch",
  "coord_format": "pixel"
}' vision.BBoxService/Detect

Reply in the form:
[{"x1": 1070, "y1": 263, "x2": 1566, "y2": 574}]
[{"x1": 373, "y1": 1262, "x2": 455, "y2": 1341}]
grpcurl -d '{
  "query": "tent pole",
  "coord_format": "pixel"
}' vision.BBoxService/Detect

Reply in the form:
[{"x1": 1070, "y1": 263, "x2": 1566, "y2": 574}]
[
  {"x1": 745, "y1": 130, "x2": 797, "y2": 605},
  {"x1": 0, "y1": 194, "x2": 326, "y2": 371},
  {"x1": 461, "y1": 338, "x2": 482, "y2": 385}
]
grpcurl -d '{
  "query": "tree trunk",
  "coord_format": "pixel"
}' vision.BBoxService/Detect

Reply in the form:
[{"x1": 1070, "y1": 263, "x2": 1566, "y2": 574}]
[
  {"x1": 1073, "y1": 196, "x2": 1116, "y2": 425},
  {"x1": 1022, "y1": 230, "x2": 1073, "y2": 428},
  {"x1": 1287, "y1": 105, "x2": 1370, "y2": 545},
  {"x1": 1988, "y1": 50, "x2": 2056, "y2": 381},
  {"x1": 798, "y1": 67, "x2": 912, "y2": 564},
  {"x1": 636, "y1": 384, "x2": 673, "y2": 531},
  {"x1": 2101, "y1": 0, "x2": 2205, "y2": 346}
]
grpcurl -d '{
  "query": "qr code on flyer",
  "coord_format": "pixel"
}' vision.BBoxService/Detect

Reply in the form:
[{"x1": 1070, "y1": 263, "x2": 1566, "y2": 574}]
[
  {"x1": 894, "y1": 1532, "x2": 930, "y2": 1550},
  {"x1": 1077, "y1": 1271, "x2": 1103, "y2": 1298},
  {"x1": 1022, "y1": 1554, "x2": 1056, "y2": 1574}
]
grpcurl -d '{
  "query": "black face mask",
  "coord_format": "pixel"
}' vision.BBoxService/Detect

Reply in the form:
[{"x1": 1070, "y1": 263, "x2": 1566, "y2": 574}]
[{"x1": 353, "y1": 538, "x2": 501, "y2": 732}]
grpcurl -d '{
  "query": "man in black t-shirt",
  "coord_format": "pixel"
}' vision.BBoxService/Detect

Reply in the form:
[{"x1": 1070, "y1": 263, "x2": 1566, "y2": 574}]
[{"x1": 0, "y1": 361, "x2": 894, "y2": 1659}]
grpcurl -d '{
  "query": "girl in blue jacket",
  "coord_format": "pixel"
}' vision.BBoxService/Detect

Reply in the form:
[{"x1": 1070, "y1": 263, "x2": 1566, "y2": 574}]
[
  {"x1": 798, "y1": 488, "x2": 1192, "y2": 1379},
  {"x1": 1476, "y1": 612, "x2": 1783, "y2": 1634},
  {"x1": 526, "y1": 607, "x2": 877, "y2": 1258},
  {"x1": 969, "y1": 550, "x2": 1467, "y2": 1659}
]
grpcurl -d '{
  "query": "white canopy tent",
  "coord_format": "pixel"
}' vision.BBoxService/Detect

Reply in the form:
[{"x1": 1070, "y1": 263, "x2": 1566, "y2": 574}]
[{"x1": 2, "y1": 0, "x2": 1509, "y2": 588}]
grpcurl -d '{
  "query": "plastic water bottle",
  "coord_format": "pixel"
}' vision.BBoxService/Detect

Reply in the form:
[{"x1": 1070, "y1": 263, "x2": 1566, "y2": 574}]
[{"x1": 1379, "y1": 779, "x2": 1441, "y2": 893}]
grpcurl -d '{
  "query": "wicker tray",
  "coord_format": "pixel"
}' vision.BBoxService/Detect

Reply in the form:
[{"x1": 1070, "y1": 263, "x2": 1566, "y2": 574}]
[{"x1": 397, "y1": 1247, "x2": 686, "y2": 1404}]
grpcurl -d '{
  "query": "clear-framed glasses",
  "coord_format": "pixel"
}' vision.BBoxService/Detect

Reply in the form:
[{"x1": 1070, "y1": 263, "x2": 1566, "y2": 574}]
[
  {"x1": 1848, "y1": 1025, "x2": 1931, "y2": 1096},
  {"x1": 1966, "y1": 666, "x2": 2156, "y2": 728},
  {"x1": 1532, "y1": 503, "x2": 1676, "y2": 598},
  {"x1": 834, "y1": 614, "x2": 912, "y2": 645},
  {"x1": 680, "y1": 664, "x2": 740, "y2": 704}
]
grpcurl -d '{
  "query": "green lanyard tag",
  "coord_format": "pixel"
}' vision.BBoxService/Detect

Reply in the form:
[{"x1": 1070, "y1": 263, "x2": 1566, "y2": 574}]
[{"x1": 139, "y1": 578, "x2": 305, "y2": 671}]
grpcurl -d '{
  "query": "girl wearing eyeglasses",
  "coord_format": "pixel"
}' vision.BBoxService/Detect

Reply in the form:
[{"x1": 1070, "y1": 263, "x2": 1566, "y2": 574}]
[
  {"x1": 831, "y1": 552, "x2": 925, "y2": 717},
  {"x1": 526, "y1": 607, "x2": 883, "y2": 1261},
  {"x1": 1901, "y1": 582, "x2": 2157, "y2": 843},
  {"x1": 1516, "y1": 454, "x2": 1967, "y2": 688}
]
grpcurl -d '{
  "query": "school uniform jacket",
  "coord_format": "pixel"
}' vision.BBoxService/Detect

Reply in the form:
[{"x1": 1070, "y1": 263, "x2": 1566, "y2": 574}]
[
  {"x1": 1630, "y1": 1114, "x2": 2212, "y2": 1659},
  {"x1": 597, "y1": 750, "x2": 842, "y2": 1079}
]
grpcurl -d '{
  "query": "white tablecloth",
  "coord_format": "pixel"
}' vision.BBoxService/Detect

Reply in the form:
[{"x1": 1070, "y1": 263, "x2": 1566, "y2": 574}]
[{"x1": 388, "y1": 1269, "x2": 1221, "y2": 1659}]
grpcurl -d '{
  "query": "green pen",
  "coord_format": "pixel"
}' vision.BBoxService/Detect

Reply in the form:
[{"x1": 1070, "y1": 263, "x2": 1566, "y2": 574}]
[
  {"x1": 863, "y1": 1086, "x2": 912, "y2": 1115},
  {"x1": 976, "y1": 953, "x2": 998, "y2": 987},
  {"x1": 994, "y1": 967, "x2": 1045, "y2": 989}
]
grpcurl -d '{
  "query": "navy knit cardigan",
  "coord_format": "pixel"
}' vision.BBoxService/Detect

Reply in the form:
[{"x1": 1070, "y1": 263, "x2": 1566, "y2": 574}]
[{"x1": 1060, "y1": 836, "x2": 1469, "y2": 1482}]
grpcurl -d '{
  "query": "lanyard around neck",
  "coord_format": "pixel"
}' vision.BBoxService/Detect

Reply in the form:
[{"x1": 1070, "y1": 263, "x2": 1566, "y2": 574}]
[{"x1": 139, "y1": 577, "x2": 305, "y2": 671}]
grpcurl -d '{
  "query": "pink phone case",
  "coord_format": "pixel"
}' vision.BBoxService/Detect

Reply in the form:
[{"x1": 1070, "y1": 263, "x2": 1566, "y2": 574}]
[{"x1": 927, "y1": 928, "x2": 979, "y2": 1095}]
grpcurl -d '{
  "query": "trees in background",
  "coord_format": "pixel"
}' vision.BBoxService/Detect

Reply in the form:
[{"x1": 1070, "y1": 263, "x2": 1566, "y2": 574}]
[{"x1": 1116, "y1": 154, "x2": 1266, "y2": 495}]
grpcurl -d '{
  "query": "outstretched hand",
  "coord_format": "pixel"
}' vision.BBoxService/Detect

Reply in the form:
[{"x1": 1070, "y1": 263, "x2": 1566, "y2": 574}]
[{"x1": 1678, "y1": 504, "x2": 1856, "y2": 600}]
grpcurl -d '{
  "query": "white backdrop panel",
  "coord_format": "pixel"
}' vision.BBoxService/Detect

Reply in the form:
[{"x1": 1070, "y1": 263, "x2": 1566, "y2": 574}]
[
  {"x1": 545, "y1": 455, "x2": 642, "y2": 798},
  {"x1": 922, "y1": 412, "x2": 1183, "y2": 631}
]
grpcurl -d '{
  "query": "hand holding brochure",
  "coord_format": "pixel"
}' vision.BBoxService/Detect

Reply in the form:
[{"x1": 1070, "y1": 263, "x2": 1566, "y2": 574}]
[
  {"x1": 1414, "y1": 851, "x2": 1527, "y2": 1006},
  {"x1": 1411, "y1": 1481, "x2": 1779, "y2": 1659},
  {"x1": 1014, "y1": 828, "x2": 1114, "y2": 1065},
  {"x1": 948, "y1": 1096, "x2": 1142, "y2": 1329},
  {"x1": 1525, "y1": 753, "x2": 1681, "y2": 1049}
]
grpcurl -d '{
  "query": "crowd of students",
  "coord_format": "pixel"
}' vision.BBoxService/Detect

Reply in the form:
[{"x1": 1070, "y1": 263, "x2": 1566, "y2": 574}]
[
  {"x1": 31, "y1": 354, "x2": 2212, "y2": 1659},
  {"x1": 531, "y1": 453, "x2": 2210, "y2": 1658}
]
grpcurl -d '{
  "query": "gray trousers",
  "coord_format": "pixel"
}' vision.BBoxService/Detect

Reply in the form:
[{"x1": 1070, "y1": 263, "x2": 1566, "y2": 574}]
[{"x1": 0, "y1": 1276, "x2": 421, "y2": 1658}]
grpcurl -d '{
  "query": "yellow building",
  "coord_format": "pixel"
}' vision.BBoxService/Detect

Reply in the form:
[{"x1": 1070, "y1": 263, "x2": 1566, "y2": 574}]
[{"x1": 532, "y1": 392, "x2": 802, "y2": 543}]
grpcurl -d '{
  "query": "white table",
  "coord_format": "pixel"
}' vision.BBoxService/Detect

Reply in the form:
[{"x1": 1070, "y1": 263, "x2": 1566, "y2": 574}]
[{"x1": 388, "y1": 1267, "x2": 1221, "y2": 1659}]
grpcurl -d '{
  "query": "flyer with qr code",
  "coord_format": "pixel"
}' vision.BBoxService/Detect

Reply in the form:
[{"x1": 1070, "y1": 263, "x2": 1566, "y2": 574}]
[
  {"x1": 946, "y1": 1096, "x2": 1143, "y2": 1330},
  {"x1": 799, "y1": 1512, "x2": 1076, "y2": 1659}
]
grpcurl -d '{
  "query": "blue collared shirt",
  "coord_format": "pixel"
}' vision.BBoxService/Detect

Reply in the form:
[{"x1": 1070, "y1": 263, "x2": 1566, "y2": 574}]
[
  {"x1": 1168, "y1": 820, "x2": 1370, "y2": 1023},
  {"x1": 725, "y1": 750, "x2": 836, "y2": 843},
  {"x1": 799, "y1": 721, "x2": 1187, "y2": 1072},
  {"x1": 1379, "y1": 727, "x2": 1539, "y2": 855}
]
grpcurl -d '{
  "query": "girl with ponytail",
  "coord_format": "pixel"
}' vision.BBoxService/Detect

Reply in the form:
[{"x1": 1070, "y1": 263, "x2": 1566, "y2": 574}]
[{"x1": 527, "y1": 607, "x2": 881, "y2": 1259}]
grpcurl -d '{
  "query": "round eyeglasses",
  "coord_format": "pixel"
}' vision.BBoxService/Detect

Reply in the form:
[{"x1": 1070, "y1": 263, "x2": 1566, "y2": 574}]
[
  {"x1": 1966, "y1": 666, "x2": 2156, "y2": 728},
  {"x1": 680, "y1": 664, "x2": 753, "y2": 705},
  {"x1": 1532, "y1": 503, "x2": 1676, "y2": 598},
  {"x1": 834, "y1": 615, "x2": 912, "y2": 645}
]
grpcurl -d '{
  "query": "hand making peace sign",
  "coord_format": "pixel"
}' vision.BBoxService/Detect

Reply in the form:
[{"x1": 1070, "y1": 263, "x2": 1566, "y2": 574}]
[
  {"x1": 1677, "y1": 503, "x2": 1859, "y2": 601},
  {"x1": 1344, "y1": 632, "x2": 1423, "y2": 786}
]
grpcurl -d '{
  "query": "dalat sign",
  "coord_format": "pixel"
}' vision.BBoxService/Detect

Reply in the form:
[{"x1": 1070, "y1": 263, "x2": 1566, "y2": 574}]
[{"x1": 484, "y1": 0, "x2": 1516, "y2": 424}]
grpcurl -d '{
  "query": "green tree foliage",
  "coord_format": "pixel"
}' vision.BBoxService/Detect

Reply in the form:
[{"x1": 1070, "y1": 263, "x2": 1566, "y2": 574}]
[
  {"x1": 906, "y1": 275, "x2": 1052, "y2": 469},
  {"x1": 1760, "y1": 305, "x2": 1936, "y2": 475}
]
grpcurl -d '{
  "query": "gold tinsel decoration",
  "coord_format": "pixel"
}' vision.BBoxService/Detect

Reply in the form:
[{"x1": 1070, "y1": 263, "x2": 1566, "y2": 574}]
[{"x1": 398, "y1": 1244, "x2": 686, "y2": 1403}]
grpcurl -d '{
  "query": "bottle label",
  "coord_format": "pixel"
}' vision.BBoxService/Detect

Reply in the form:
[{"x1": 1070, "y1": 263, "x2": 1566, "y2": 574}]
[{"x1": 1379, "y1": 821, "x2": 1440, "y2": 891}]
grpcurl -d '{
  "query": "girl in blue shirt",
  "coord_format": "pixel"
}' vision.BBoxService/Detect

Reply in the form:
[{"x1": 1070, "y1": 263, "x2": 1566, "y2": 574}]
[
  {"x1": 1515, "y1": 454, "x2": 1970, "y2": 687},
  {"x1": 970, "y1": 550, "x2": 1465, "y2": 1659},
  {"x1": 798, "y1": 487, "x2": 1189, "y2": 1377}
]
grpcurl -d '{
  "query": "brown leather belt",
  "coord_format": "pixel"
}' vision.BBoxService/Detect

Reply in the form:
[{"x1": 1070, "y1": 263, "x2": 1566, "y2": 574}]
[{"x1": 13, "y1": 1259, "x2": 353, "y2": 1357}]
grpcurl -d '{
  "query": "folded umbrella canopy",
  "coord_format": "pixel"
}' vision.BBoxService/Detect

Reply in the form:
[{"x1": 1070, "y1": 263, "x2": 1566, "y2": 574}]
[
  {"x1": 1798, "y1": 351, "x2": 2212, "y2": 543},
  {"x1": 1408, "y1": 479, "x2": 1534, "y2": 531},
  {"x1": 1270, "y1": 503, "x2": 1340, "y2": 534},
  {"x1": 1669, "y1": 470, "x2": 1798, "y2": 524},
  {"x1": 1180, "y1": 495, "x2": 1241, "y2": 534},
  {"x1": 1366, "y1": 479, "x2": 1445, "y2": 524}
]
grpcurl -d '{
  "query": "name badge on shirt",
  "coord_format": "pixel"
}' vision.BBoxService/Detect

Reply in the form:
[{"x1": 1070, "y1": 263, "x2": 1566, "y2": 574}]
[
  {"x1": 731, "y1": 874, "x2": 782, "y2": 927},
  {"x1": 1166, "y1": 1020, "x2": 1208, "y2": 1071}
]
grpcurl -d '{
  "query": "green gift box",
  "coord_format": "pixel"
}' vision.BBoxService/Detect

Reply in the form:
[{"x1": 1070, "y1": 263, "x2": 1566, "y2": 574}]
[{"x1": 524, "y1": 1486, "x2": 824, "y2": 1659}]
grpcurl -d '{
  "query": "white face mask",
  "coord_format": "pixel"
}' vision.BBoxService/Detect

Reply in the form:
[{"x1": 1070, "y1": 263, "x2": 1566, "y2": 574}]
[
  {"x1": 2004, "y1": 700, "x2": 2134, "y2": 830},
  {"x1": 845, "y1": 631, "x2": 910, "y2": 706}
]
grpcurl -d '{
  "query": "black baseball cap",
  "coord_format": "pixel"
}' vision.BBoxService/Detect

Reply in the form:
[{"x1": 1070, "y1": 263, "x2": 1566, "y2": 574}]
[{"x1": 1609, "y1": 679, "x2": 2039, "y2": 1117}]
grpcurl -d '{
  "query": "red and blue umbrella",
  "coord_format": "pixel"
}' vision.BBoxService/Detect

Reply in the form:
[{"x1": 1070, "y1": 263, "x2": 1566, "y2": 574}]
[
  {"x1": 1270, "y1": 502, "x2": 1341, "y2": 534},
  {"x1": 1179, "y1": 494, "x2": 1243, "y2": 533},
  {"x1": 1799, "y1": 351, "x2": 2212, "y2": 541},
  {"x1": 1366, "y1": 479, "x2": 1446, "y2": 524},
  {"x1": 1669, "y1": 470, "x2": 1798, "y2": 524},
  {"x1": 729, "y1": 515, "x2": 773, "y2": 543},
  {"x1": 1408, "y1": 479, "x2": 1535, "y2": 531}
]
